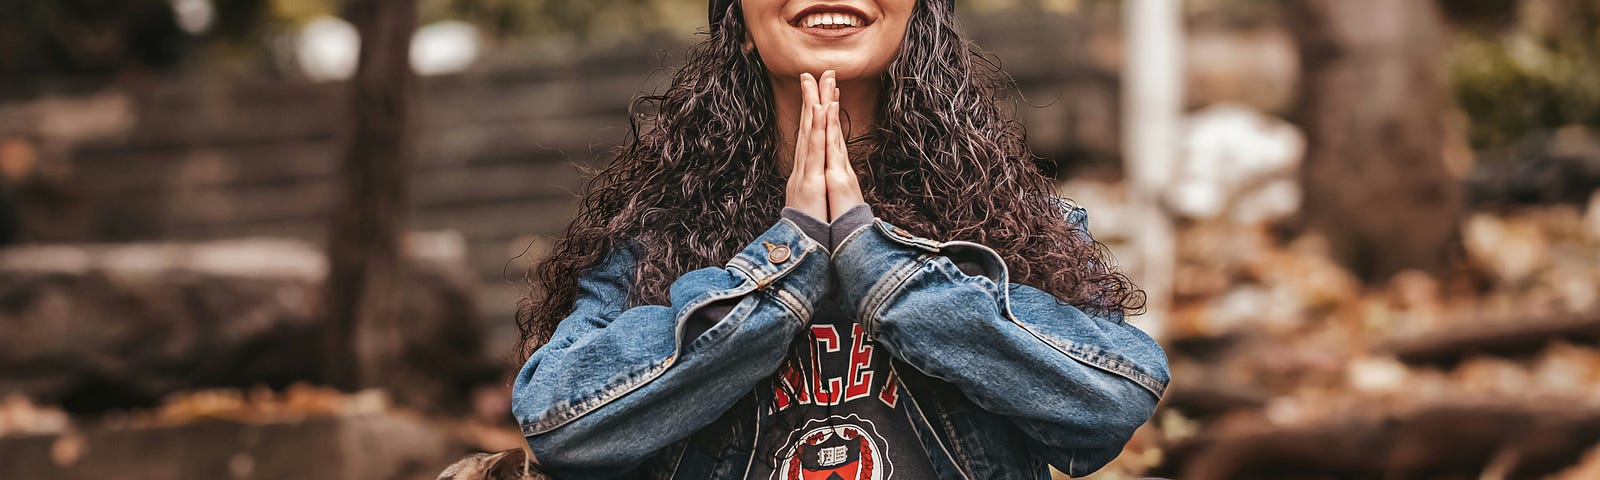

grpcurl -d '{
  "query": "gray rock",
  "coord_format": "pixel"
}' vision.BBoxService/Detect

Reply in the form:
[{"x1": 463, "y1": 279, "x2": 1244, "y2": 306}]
[
  {"x1": 0, "y1": 235, "x2": 497, "y2": 414},
  {"x1": 0, "y1": 413, "x2": 458, "y2": 480}
]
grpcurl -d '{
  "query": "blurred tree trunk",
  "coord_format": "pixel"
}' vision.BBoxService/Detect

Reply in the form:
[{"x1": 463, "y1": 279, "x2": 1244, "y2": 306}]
[
  {"x1": 1286, "y1": 0, "x2": 1464, "y2": 283},
  {"x1": 323, "y1": 0, "x2": 417, "y2": 390}
]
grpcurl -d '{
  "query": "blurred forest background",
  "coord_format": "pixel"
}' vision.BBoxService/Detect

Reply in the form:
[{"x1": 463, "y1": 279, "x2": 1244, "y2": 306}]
[{"x1": 1, "y1": 0, "x2": 1598, "y2": 479}]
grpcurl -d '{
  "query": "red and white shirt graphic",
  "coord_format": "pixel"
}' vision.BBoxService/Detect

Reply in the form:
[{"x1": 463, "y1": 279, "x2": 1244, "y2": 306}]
[
  {"x1": 773, "y1": 415, "x2": 889, "y2": 480},
  {"x1": 750, "y1": 301, "x2": 938, "y2": 480}
]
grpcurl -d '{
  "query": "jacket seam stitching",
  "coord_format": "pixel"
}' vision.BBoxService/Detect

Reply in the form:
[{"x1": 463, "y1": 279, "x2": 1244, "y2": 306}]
[
  {"x1": 520, "y1": 231, "x2": 820, "y2": 435},
  {"x1": 829, "y1": 220, "x2": 877, "y2": 260},
  {"x1": 771, "y1": 284, "x2": 812, "y2": 320},
  {"x1": 684, "y1": 295, "x2": 760, "y2": 354},
  {"x1": 858, "y1": 254, "x2": 930, "y2": 336},
  {"x1": 939, "y1": 407, "x2": 979, "y2": 477},
  {"x1": 519, "y1": 280, "x2": 758, "y2": 435},
  {"x1": 899, "y1": 373, "x2": 975, "y2": 480},
  {"x1": 663, "y1": 437, "x2": 689, "y2": 480},
  {"x1": 1033, "y1": 332, "x2": 1166, "y2": 398}
]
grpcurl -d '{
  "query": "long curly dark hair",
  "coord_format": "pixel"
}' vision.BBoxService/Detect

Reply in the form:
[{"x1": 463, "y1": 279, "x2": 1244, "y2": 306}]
[{"x1": 514, "y1": 0, "x2": 1143, "y2": 361}]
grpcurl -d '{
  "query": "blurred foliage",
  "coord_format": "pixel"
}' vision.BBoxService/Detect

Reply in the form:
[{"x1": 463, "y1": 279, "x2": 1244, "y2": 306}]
[
  {"x1": 0, "y1": 0, "x2": 1205, "y2": 79},
  {"x1": 436, "y1": 0, "x2": 706, "y2": 41},
  {"x1": 434, "y1": 0, "x2": 1098, "y2": 41},
  {"x1": 1437, "y1": 0, "x2": 1520, "y2": 30},
  {"x1": 0, "y1": 0, "x2": 188, "y2": 76},
  {"x1": 1449, "y1": 0, "x2": 1600, "y2": 150},
  {"x1": 1184, "y1": 0, "x2": 1282, "y2": 29},
  {"x1": 269, "y1": 0, "x2": 337, "y2": 22},
  {"x1": 0, "y1": 0, "x2": 276, "y2": 79},
  {"x1": 7, "y1": 0, "x2": 1599, "y2": 156}
]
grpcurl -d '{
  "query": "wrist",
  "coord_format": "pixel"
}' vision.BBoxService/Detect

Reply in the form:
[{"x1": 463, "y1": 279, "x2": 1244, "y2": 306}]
[
  {"x1": 826, "y1": 203, "x2": 873, "y2": 252},
  {"x1": 780, "y1": 206, "x2": 830, "y2": 248}
]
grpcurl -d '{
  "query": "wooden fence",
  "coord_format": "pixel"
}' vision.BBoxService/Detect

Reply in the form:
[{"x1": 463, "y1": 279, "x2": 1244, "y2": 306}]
[{"x1": 0, "y1": 13, "x2": 1121, "y2": 352}]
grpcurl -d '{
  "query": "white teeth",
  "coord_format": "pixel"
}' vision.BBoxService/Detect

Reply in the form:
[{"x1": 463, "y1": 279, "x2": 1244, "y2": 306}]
[{"x1": 800, "y1": 12, "x2": 863, "y2": 28}]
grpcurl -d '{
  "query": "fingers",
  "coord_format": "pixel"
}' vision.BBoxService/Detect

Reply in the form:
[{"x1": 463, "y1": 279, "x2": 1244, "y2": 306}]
[
  {"x1": 809, "y1": 72, "x2": 834, "y2": 179},
  {"x1": 789, "y1": 69, "x2": 862, "y2": 222},
  {"x1": 826, "y1": 78, "x2": 844, "y2": 184},
  {"x1": 832, "y1": 84, "x2": 850, "y2": 177},
  {"x1": 785, "y1": 71, "x2": 831, "y2": 220},
  {"x1": 824, "y1": 88, "x2": 865, "y2": 220},
  {"x1": 793, "y1": 73, "x2": 816, "y2": 177},
  {"x1": 825, "y1": 101, "x2": 844, "y2": 173}
]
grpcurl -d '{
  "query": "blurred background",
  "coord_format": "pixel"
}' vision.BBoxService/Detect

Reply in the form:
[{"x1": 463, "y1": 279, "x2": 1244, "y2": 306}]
[{"x1": 0, "y1": 0, "x2": 1597, "y2": 478}]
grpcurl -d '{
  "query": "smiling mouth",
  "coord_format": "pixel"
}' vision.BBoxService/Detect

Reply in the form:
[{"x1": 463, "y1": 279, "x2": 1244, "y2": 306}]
[
  {"x1": 798, "y1": 12, "x2": 864, "y2": 28},
  {"x1": 790, "y1": 6, "x2": 873, "y2": 31}
]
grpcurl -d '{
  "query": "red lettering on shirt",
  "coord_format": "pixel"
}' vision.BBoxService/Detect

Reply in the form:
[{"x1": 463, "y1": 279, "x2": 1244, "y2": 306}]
[
  {"x1": 769, "y1": 323, "x2": 900, "y2": 412},
  {"x1": 811, "y1": 325, "x2": 843, "y2": 406},
  {"x1": 844, "y1": 324, "x2": 874, "y2": 402},
  {"x1": 772, "y1": 359, "x2": 810, "y2": 410},
  {"x1": 879, "y1": 368, "x2": 901, "y2": 409}
]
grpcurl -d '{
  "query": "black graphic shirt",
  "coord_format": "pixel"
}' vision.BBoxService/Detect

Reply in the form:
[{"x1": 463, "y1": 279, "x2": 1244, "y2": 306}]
[{"x1": 747, "y1": 296, "x2": 939, "y2": 480}]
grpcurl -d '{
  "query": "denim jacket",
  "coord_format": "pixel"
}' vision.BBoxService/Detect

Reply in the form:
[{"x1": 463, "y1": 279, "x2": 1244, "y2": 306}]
[{"x1": 512, "y1": 201, "x2": 1169, "y2": 479}]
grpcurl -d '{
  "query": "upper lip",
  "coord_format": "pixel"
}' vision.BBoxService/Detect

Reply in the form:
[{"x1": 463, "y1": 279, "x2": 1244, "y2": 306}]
[{"x1": 789, "y1": 4, "x2": 874, "y2": 27}]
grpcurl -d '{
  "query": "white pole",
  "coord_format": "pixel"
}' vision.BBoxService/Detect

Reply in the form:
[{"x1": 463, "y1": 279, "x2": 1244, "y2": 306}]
[{"x1": 1122, "y1": 0, "x2": 1182, "y2": 338}]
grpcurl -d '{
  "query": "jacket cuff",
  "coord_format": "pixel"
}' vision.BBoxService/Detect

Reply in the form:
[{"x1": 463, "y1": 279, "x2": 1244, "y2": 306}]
[
  {"x1": 826, "y1": 203, "x2": 873, "y2": 251},
  {"x1": 722, "y1": 218, "x2": 832, "y2": 320},
  {"x1": 779, "y1": 207, "x2": 831, "y2": 248},
  {"x1": 832, "y1": 219, "x2": 1009, "y2": 337}
]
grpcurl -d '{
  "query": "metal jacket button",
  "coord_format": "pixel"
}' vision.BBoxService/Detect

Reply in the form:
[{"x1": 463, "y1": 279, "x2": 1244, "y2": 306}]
[{"x1": 764, "y1": 242, "x2": 791, "y2": 264}]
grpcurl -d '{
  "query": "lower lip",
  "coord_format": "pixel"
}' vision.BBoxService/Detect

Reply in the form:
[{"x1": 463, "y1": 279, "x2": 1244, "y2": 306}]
[{"x1": 795, "y1": 24, "x2": 868, "y2": 38}]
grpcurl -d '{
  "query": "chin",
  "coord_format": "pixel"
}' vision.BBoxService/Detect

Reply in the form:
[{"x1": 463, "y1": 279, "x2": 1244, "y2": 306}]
[
  {"x1": 776, "y1": 58, "x2": 883, "y2": 82},
  {"x1": 829, "y1": 65, "x2": 883, "y2": 82}
]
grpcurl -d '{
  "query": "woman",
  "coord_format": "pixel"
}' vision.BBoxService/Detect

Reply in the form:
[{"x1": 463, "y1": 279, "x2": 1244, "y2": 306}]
[{"x1": 509, "y1": 0, "x2": 1168, "y2": 478}]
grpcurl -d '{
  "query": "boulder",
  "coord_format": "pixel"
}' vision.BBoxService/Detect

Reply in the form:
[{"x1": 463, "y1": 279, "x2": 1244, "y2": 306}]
[
  {"x1": 0, "y1": 233, "x2": 497, "y2": 414},
  {"x1": 0, "y1": 413, "x2": 458, "y2": 480}
]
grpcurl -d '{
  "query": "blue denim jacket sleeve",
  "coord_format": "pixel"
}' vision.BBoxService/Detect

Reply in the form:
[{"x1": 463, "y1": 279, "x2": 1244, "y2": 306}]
[
  {"x1": 511, "y1": 218, "x2": 830, "y2": 477},
  {"x1": 830, "y1": 203, "x2": 1169, "y2": 478}
]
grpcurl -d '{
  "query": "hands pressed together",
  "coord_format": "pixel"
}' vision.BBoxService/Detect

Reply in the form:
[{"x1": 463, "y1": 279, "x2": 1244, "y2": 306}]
[{"x1": 785, "y1": 70, "x2": 865, "y2": 223}]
